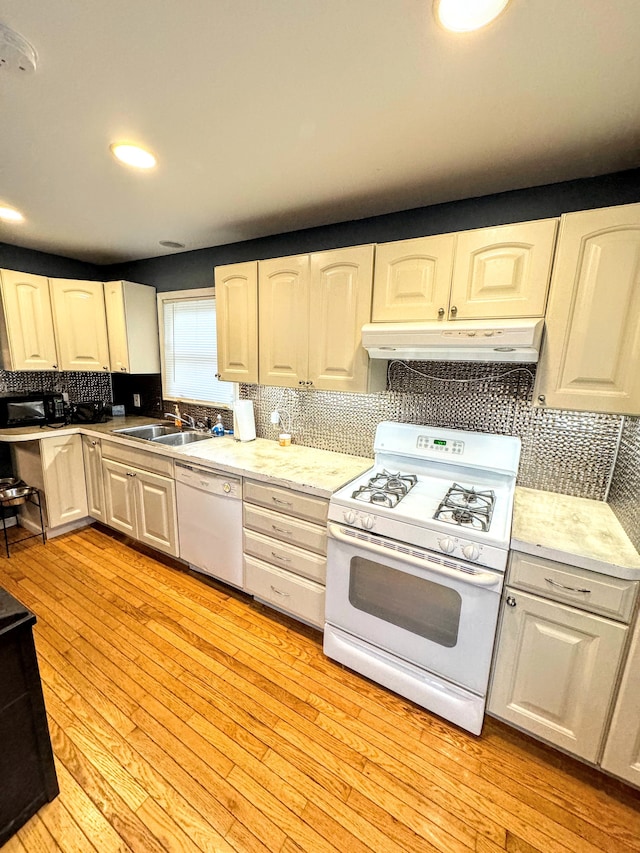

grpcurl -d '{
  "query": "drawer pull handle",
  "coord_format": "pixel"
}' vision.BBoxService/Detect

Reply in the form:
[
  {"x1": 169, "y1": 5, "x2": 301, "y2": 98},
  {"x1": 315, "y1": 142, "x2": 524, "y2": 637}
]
[
  {"x1": 545, "y1": 577, "x2": 591, "y2": 594},
  {"x1": 271, "y1": 551, "x2": 291, "y2": 563},
  {"x1": 272, "y1": 497, "x2": 293, "y2": 507},
  {"x1": 270, "y1": 585, "x2": 290, "y2": 598},
  {"x1": 272, "y1": 525, "x2": 292, "y2": 535}
]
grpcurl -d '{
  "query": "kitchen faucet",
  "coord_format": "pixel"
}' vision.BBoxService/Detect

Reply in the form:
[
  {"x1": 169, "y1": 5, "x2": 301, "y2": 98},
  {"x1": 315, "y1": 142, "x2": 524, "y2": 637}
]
[{"x1": 164, "y1": 411, "x2": 196, "y2": 429}]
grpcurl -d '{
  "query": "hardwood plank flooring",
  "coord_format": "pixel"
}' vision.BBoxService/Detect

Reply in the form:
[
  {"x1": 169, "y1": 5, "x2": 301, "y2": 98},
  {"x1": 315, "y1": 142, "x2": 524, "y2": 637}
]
[{"x1": 1, "y1": 525, "x2": 639, "y2": 853}]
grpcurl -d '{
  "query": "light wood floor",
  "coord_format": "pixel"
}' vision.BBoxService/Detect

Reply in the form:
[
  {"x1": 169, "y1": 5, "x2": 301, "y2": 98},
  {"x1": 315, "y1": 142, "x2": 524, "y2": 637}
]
[{"x1": 1, "y1": 526, "x2": 638, "y2": 853}]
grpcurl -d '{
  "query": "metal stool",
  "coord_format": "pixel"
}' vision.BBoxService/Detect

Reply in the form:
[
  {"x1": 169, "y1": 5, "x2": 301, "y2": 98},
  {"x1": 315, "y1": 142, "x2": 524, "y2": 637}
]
[{"x1": 0, "y1": 480, "x2": 46, "y2": 558}]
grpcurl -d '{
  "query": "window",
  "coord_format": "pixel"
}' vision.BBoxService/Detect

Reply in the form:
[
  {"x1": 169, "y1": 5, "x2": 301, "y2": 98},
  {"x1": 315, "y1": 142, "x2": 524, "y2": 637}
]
[{"x1": 157, "y1": 288, "x2": 236, "y2": 407}]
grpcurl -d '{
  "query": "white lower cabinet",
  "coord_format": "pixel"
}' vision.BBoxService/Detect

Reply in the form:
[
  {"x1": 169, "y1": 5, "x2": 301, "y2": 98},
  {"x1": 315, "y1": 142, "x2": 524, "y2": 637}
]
[
  {"x1": 82, "y1": 435, "x2": 105, "y2": 521},
  {"x1": 243, "y1": 480, "x2": 328, "y2": 628},
  {"x1": 39, "y1": 434, "x2": 88, "y2": 529},
  {"x1": 488, "y1": 552, "x2": 634, "y2": 764},
  {"x1": 601, "y1": 616, "x2": 640, "y2": 787},
  {"x1": 101, "y1": 444, "x2": 178, "y2": 557}
]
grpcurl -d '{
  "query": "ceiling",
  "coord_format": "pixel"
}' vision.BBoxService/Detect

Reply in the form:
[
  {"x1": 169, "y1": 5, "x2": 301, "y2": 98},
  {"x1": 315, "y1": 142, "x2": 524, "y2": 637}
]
[{"x1": 1, "y1": 1, "x2": 640, "y2": 265}]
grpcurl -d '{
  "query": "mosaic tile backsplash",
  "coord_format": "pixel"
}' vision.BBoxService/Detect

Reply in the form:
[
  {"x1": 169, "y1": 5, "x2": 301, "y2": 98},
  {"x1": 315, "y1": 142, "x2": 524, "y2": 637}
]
[
  {"x1": 0, "y1": 370, "x2": 112, "y2": 404},
  {"x1": 240, "y1": 361, "x2": 625, "y2": 502},
  {"x1": 608, "y1": 417, "x2": 640, "y2": 551}
]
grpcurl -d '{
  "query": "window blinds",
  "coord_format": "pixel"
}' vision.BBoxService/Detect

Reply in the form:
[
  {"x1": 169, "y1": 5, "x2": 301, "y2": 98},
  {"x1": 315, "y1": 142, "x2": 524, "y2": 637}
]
[{"x1": 161, "y1": 294, "x2": 235, "y2": 406}]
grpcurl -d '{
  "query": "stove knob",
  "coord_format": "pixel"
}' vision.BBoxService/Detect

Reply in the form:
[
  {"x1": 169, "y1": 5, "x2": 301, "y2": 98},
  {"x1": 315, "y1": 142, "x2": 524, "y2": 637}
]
[
  {"x1": 344, "y1": 510, "x2": 356, "y2": 524},
  {"x1": 438, "y1": 537, "x2": 456, "y2": 554},
  {"x1": 362, "y1": 515, "x2": 375, "y2": 530},
  {"x1": 462, "y1": 543, "x2": 480, "y2": 561}
]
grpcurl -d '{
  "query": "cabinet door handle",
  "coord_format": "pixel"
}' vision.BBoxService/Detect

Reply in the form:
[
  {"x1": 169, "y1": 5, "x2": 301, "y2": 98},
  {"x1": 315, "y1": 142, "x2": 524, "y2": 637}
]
[
  {"x1": 91, "y1": 440, "x2": 97, "y2": 446},
  {"x1": 121, "y1": 367, "x2": 127, "y2": 372},
  {"x1": 437, "y1": 308, "x2": 445, "y2": 318},
  {"x1": 537, "y1": 395, "x2": 546, "y2": 404},
  {"x1": 271, "y1": 524, "x2": 292, "y2": 536},
  {"x1": 52, "y1": 364, "x2": 58, "y2": 369},
  {"x1": 103, "y1": 365, "x2": 109, "y2": 371},
  {"x1": 545, "y1": 577, "x2": 591, "y2": 594},
  {"x1": 506, "y1": 596, "x2": 517, "y2": 607},
  {"x1": 126, "y1": 472, "x2": 137, "y2": 477},
  {"x1": 271, "y1": 496, "x2": 292, "y2": 507},
  {"x1": 270, "y1": 585, "x2": 290, "y2": 598},
  {"x1": 271, "y1": 551, "x2": 291, "y2": 563},
  {"x1": 450, "y1": 305, "x2": 458, "y2": 316}
]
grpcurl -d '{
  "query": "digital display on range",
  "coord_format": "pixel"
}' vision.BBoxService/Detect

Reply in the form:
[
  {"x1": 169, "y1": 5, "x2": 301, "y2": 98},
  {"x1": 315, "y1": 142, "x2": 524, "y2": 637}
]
[{"x1": 433, "y1": 439, "x2": 447, "y2": 446}]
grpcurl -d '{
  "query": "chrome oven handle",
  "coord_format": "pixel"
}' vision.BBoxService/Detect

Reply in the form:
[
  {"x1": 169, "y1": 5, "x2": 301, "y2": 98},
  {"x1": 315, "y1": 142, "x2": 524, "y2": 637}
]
[{"x1": 327, "y1": 523, "x2": 502, "y2": 589}]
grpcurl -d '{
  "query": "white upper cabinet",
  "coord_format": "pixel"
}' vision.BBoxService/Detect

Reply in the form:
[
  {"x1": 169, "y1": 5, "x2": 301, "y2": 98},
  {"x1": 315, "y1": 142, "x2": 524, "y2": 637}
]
[
  {"x1": 104, "y1": 280, "x2": 160, "y2": 374},
  {"x1": 372, "y1": 219, "x2": 557, "y2": 323},
  {"x1": 259, "y1": 247, "x2": 384, "y2": 393},
  {"x1": 308, "y1": 245, "x2": 380, "y2": 392},
  {"x1": 50, "y1": 278, "x2": 111, "y2": 372},
  {"x1": 534, "y1": 203, "x2": 640, "y2": 415},
  {"x1": 0, "y1": 269, "x2": 59, "y2": 370},
  {"x1": 372, "y1": 234, "x2": 455, "y2": 322},
  {"x1": 451, "y1": 219, "x2": 558, "y2": 319},
  {"x1": 259, "y1": 254, "x2": 311, "y2": 388},
  {"x1": 214, "y1": 261, "x2": 259, "y2": 383}
]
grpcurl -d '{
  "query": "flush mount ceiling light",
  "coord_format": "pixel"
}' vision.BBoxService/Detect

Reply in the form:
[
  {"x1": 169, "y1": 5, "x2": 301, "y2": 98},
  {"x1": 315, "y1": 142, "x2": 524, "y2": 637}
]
[
  {"x1": 0, "y1": 204, "x2": 24, "y2": 223},
  {"x1": 110, "y1": 143, "x2": 157, "y2": 169},
  {"x1": 434, "y1": 0, "x2": 511, "y2": 32},
  {"x1": 159, "y1": 240, "x2": 186, "y2": 249}
]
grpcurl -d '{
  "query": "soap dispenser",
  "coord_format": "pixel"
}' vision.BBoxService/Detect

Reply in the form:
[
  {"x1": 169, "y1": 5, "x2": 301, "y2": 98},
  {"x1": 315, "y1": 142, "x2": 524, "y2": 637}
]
[
  {"x1": 173, "y1": 403, "x2": 183, "y2": 429},
  {"x1": 212, "y1": 414, "x2": 225, "y2": 436}
]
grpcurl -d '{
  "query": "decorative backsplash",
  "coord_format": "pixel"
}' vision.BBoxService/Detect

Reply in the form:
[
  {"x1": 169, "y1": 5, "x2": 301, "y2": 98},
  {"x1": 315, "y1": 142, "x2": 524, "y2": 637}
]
[
  {"x1": 608, "y1": 417, "x2": 640, "y2": 551},
  {"x1": 240, "y1": 361, "x2": 624, "y2": 501},
  {"x1": 0, "y1": 370, "x2": 112, "y2": 403}
]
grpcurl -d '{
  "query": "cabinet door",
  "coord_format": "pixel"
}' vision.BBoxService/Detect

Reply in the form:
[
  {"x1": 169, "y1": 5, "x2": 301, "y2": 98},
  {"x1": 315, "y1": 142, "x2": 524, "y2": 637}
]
[
  {"x1": 103, "y1": 280, "x2": 129, "y2": 373},
  {"x1": 372, "y1": 235, "x2": 455, "y2": 322},
  {"x1": 601, "y1": 616, "x2": 640, "y2": 787},
  {"x1": 133, "y1": 469, "x2": 178, "y2": 557},
  {"x1": 450, "y1": 219, "x2": 557, "y2": 320},
  {"x1": 50, "y1": 279, "x2": 111, "y2": 372},
  {"x1": 534, "y1": 203, "x2": 640, "y2": 415},
  {"x1": 215, "y1": 261, "x2": 258, "y2": 383},
  {"x1": 0, "y1": 270, "x2": 59, "y2": 371},
  {"x1": 258, "y1": 255, "x2": 309, "y2": 387},
  {"x1": 308, "y1": 245, "x2": 375, "y2": 392},
  {"x1": 488, "y1": 589, "x2": 626, "y2": 762},
  {"x1": 102, "y1": 458, "x2": 137, "y2": 538},
  {"x1": 40, "y1": 435, "x2": 88, "y2": 529},
  {"x1": 82, "y1": 436, "x2": 105, "y2": 521}
]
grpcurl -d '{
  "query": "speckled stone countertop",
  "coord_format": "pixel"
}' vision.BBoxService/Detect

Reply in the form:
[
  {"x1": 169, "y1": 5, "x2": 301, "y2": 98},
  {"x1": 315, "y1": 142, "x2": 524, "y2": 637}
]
[
  {"x1": 0, "y1": 419, "x2": 373, "y2": 498},
  {"x1": 512, "y1": 487, "x2": 640, "y2": 580}
]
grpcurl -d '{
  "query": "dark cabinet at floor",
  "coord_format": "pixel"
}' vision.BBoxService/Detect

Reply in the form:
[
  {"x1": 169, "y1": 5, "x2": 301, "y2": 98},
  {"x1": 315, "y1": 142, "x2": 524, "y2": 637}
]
[{"x1": 0, "y1": 588, "x2": 58, "y2": 846}]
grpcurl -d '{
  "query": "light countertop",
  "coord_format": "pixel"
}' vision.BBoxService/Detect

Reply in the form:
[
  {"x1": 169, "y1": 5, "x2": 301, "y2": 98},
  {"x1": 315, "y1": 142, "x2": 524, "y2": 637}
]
[
  {"x1": 0, "y1": 419, "x2": 373, "y2": 499},
  {"x1": 512, "y1": 487, "x2": 640, "y2": 580}
]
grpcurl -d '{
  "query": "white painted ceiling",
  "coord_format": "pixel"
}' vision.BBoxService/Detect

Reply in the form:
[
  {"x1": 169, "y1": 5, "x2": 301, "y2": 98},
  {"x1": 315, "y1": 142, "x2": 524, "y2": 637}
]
[{"x1": 1, "y1": 0, "x2": 640, "y2": 264}]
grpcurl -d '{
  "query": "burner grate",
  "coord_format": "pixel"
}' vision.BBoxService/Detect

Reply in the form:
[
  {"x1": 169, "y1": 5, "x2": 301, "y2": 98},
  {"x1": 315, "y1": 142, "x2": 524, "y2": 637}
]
[
  {"x1": 434, "y1": 483, "x2": 496, "y2": 532},
  {"x1": 352, "y1": 469, "x2": 417, "y2": 508}
]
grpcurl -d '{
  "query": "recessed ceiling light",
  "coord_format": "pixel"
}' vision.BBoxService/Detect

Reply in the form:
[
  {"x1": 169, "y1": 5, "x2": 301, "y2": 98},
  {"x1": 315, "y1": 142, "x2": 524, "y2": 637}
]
[
  {"x1": 159, "y1": 240, "x2": 186, "y2": 249},
  {"x1": 110, "y1": 143, "x2": 157, "y2": 169},
  {"x1": 0, "y1": 205, "x2": 25, "y2": 223},
  {"x1": 434, "y1": 0, "x2": 511, "y2": 32}
]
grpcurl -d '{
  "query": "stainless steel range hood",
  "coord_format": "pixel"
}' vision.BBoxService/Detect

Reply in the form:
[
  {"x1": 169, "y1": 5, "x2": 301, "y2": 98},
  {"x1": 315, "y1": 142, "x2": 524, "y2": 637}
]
[{"x1": 362, "y1": 318, "x2": 544, "y2": 363}]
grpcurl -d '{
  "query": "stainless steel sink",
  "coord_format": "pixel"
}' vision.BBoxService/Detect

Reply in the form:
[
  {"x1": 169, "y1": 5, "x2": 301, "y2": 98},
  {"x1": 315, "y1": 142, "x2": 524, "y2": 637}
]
[
  {"x1": 151, "y1": 431, "x2": 214, "y2": 446},
  {"x1": 112, "y1": 424, "x2": 180, "y2": 440}
]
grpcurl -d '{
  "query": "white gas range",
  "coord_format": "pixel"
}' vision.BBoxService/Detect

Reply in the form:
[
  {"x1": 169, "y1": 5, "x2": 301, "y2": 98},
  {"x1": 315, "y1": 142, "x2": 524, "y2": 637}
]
[{"x1": 324, "y1": 421, "x2": 521, "y2": 735}]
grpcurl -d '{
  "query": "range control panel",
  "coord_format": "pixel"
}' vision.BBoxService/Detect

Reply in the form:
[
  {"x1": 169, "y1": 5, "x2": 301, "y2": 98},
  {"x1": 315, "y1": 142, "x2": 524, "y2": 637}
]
[{"x1": 416, "y1": 436, "x2": 465, "y2": 455}]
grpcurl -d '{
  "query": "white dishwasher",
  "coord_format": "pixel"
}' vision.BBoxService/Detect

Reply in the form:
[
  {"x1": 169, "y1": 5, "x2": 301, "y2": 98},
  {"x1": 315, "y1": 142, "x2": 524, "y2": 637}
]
[{"x1": 175, "y1": 462, "x2": 243, "y2": 588}]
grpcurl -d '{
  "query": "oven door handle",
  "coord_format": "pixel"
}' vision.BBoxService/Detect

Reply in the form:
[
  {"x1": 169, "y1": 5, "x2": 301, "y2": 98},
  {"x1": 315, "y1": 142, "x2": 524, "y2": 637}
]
[{"x1": 327, "y1": 523, "x2": 502, "y2": 590}]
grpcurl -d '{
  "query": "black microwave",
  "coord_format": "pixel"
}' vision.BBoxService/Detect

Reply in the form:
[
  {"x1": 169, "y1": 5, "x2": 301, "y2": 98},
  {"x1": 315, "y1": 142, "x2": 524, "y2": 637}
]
[{"x1": 0, "y1": 392, "x2": 66, "y2": 427}]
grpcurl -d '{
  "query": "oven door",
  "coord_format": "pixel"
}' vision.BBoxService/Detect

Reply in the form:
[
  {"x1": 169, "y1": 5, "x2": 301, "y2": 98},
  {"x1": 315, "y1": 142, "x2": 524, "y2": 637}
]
[{"x1": 325, "y1": 523, "x2": 504, "y2": 695}]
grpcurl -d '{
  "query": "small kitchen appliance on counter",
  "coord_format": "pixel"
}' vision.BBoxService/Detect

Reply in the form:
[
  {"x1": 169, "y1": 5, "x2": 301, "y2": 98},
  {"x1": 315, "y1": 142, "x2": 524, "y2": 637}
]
[
  {"x1": 69, "y1": 400, "x2": 107, "y2": 424},
  {"x1": 0, "y1": 393, "x2": 65, "y2": 428},
  {"x1": 324, "y1": 421, "x2": 521, "y2": 735}
]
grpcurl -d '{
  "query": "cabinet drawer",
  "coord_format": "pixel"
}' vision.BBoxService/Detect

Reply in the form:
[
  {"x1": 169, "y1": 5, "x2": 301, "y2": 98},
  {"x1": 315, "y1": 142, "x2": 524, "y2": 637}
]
[
  {"x1": 101, "y1": 440, "x2": 174, "y2": 477},
  {"x1": 243, "y1": 503, "x2": 327, "y2": 555},
  {"x1": 244, "y1": 554, "x2": 325, "y2": 628},
  {"x1": 243, "y1": 528, "x2": 326, "y2": 584},
  {"x1": 508, "y1": 551, "x2": 638, "y2": 623},
  {"x1": 244, "y1": 479, "x2": 328, "y2": 524}
]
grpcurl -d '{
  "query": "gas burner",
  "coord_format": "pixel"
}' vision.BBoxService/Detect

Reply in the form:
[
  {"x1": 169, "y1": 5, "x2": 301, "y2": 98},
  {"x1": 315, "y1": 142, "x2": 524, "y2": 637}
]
[
  {"x1": 434, "y1": 483, "x2": 496, "y2": 532},
  {"x1": 352, "y1": 469, "x2": 417, "y2": 507}
]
